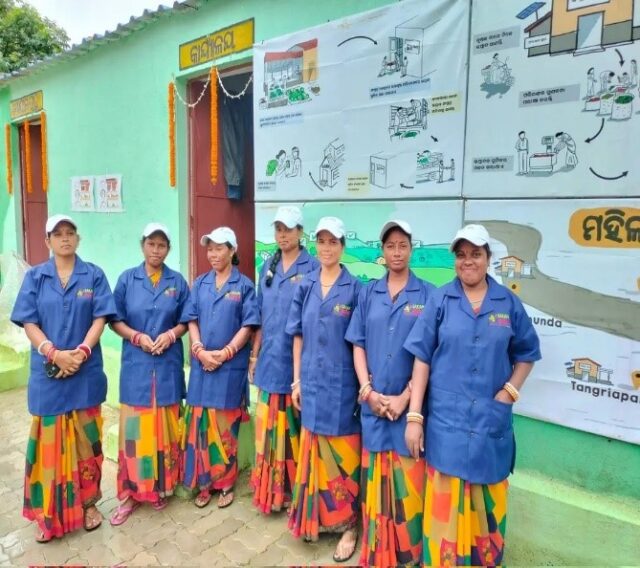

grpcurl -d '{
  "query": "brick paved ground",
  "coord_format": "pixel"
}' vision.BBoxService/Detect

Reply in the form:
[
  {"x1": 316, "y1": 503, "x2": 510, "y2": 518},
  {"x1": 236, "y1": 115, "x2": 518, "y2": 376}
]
[{"x1": 0, "y1": 388, "x2": 348, "y2": 566}]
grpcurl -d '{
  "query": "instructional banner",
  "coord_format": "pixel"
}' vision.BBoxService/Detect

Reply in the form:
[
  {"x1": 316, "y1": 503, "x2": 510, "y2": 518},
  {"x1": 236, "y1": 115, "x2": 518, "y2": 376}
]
[
  {"x1": 465, "y1": 0, "x2": 640, "y2": 197},
  {"x1": 253, "y1": 0, "x2": 468, "y2": 201},
  {"x1": 466, "y1": 199, "x2": 640, "y2": 444}
]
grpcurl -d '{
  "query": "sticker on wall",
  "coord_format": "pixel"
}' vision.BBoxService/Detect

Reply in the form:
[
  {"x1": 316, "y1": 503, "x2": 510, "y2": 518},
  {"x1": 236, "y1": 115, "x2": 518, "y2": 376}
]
[
  {"x1": 95, "y1": 174, "x2": 123, "y2": 213},
  {"x1": 71, "y1": 176, "x2": 95, "y2": 211}
]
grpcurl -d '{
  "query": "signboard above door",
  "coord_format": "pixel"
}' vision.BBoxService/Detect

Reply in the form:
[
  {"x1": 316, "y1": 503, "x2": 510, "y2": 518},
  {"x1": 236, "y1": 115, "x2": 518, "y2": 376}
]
[
  {"x1": 179, "y1": 18, "x2": 254, "y2": 70},
  {"x1": 10, "y1": 90, "x2": 43, "y2": 120}
]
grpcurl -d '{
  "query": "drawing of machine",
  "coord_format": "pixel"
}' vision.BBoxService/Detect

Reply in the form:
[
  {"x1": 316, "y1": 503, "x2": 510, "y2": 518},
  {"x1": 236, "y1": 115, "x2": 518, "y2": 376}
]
[
  {"x1": 319, "y1": 138, "x2": 345, "y2": 188},
  {"x1": 370, "y1": 151, "x2": 415, "y2": 189},
  {"x1": 384, "y1": 16, "x2": 430, "y2": 78},
  {"x1": 528, "y1": 134, "x2": 557, "y2": 172}
]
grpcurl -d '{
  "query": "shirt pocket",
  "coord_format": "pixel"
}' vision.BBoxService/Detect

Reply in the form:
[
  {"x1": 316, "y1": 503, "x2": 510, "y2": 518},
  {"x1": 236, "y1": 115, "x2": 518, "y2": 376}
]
[
  {"x1": 428, "y1": 386, "x2": 459, "y2": 431},
  {"x1": 488, "y1": 399, "x2": 513, "y2": 438}
]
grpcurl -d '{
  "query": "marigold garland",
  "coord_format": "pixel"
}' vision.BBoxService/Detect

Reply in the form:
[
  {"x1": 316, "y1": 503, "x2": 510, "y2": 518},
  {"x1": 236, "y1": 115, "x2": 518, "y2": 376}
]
[
  {"x1": 210, "y1": 66, "x2": 218, "y2": 185},
  {"x1": 40, "y1": 111, "x2": 49, "y2": 192},
  {"x1": 168, "y1": 81, "x2": 176, "y2": 188},
  {"x1": 5, "y1": 124, "x2": 12, "y2": 195},
  {"x1": 23, "y1": 120, "x2": 33, "y2": 194}
]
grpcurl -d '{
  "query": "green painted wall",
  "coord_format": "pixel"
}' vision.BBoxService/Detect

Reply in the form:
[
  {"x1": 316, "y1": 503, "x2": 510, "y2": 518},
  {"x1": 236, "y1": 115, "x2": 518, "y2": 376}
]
[{"x1": 0, "y1": 0, "x2": 637, "y2": 531}]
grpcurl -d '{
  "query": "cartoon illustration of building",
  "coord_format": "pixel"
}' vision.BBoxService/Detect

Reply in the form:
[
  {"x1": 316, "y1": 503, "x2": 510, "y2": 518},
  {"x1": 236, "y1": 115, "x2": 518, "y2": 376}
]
[
  {"x1": 565, "y1": 357, "x2": 613, "y2": 384},
  {"x1": 378, "y1": 16, "x2": 433, "y2": 79},
  {"x1": 262, "y1": 39, "x2": 318, "y2": 108},
  {"x1": 370, "y1": 151, "x2": 415, "y2": 189},
  {"x1": 319, "y1": 138, "x2": 345, "y2": 188},
  {"x1": 522, "y1": 0, "x2": 640, "y2": 57},
  {"x1": 496, "y1": 255, "x2": 533, "y2": 278}
]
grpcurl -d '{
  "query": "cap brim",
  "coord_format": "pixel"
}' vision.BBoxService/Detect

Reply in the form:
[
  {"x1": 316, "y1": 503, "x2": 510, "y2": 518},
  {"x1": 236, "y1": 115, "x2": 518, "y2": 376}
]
[
  {"x1": 272, "y1": 218, "x2": 297, "y2": 229},
  {"x1": 48, "y1": 220, "x2": 77, "y2": 233},
  {"x1": 380, "y1": 222, "x2": 411, "y2": 241},
  {"x1": 450, "y1": 236, "x2": 488, "y2": 251}
]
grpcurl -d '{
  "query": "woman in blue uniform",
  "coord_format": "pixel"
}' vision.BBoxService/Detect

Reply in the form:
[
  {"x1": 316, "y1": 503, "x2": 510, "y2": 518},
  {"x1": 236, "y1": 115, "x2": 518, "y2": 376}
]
[
  {"x1": 346, "y1": 220, "x2": 434, "y2": 567},
  {"x1": 404, "y1": 224, "x2": 541, "y2": 566},
  {"x1": 11, "y1": 214, "x2": 116, "y2": 543},
  {"x1": 249, "y1": 206, "x2": 319, "y2": 514},
  {"x1": 286, "y1": 216, "x2": 361, "y2": 563},
  {"x1": 109, "y1": 223, "x2": 189, "y2": 525},
  {"x1": 180, "y1": 226, "x2": 259, "y2": 509}
]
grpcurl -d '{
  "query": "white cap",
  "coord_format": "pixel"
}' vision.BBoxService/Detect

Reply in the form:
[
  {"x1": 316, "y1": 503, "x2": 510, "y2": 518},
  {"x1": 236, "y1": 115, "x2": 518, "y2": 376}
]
[
  {"x1": 45, "y1": 214, "x2": 77, "y2": 235},
  {"x1": 200, "y1": 226, "x2": 238, "y2": 249},
  {"x1": 315, "y1": 216, "x2": 346, "y2": 239},
  {"x1": 273, "y1": 205, "x2": 303, "y2": 229},
  {"x1": 380, "y1": 219, "x2": 412, "y2": 241},
  {"x1": 142, "y1": 222, "x2": 171, "y2": 241},
  {"x1": 450, "y1": 224, "x2": 491, "y2": 251}
]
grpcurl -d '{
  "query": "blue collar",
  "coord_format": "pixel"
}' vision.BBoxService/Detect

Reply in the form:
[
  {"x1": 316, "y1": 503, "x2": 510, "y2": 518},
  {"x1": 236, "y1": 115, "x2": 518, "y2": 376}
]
[
  {"x1": 41, "y1": 255, "x2": 88, "y2": 277},
  {"x1": 372, "y1": 270, "x2": 422, "y2": 294},
  {"x1": 202, "y1": 266, "x2": 241, "y2": 285}
]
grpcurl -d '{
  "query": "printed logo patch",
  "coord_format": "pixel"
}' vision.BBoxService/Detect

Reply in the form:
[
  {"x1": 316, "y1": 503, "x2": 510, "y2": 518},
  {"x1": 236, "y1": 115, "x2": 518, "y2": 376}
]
[
  {"x1": 289, "y1": 274, "x2": 305, "y2": 283},
  {"x1": 333, "y1": 303, "x2": 352, "y2": 317},
  {"x1": 224, "y1": 290, "x2": 242, "y2": 302},
  {"x1": 488, "y1": 312, "x2": 511, "y2": 327},
  {"x1": 164, "y1": 287, "x2": 177, "y2": 297},
  {"x1": 403, "y1": 303, "x2": 425, "y2": 317},
  {"x1": 76, "y1": 288, "x2": 94, "y2": 299}
]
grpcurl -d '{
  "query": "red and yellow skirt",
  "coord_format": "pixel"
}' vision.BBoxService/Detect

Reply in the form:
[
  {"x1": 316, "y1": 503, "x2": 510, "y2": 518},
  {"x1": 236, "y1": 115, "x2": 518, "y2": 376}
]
[
  {"x1": 24, "y1": 406, "x2": 103, "y2": 540},
  {"x1": 250, "y1": 389, "x2": 300, "y2": 514},
  {"x1": 423, "y1": 465, "x2": 508, "y2": 566},
  {"x1": 180, "y1": 405, "x2": 242, "y2": 491},
  {"x1": 360, "y1": 449, "x2": 425, "y2": 567},
  {"x1": 116, "y1": 401, "x2": 181, "y2": 503},
  {"x1": 288, "y1": 426, "x2": 361, "y2": 541}
]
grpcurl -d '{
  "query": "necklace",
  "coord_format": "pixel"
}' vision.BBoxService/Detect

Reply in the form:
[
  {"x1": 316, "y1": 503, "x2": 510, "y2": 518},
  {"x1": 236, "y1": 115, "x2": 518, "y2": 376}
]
[{"x1": 58, "y1": 271, "x2": 72, "y2": 288}]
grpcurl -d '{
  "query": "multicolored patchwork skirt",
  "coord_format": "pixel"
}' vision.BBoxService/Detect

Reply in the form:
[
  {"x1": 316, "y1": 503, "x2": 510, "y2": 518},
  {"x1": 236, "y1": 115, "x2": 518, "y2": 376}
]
[
  {"x1": 24, "y1": 406, "x2": 103, "y2": 540},
  {"x1": 423, "y1": 465, "x2": 508, "y2": 566},
  {"x1": 288, "y1": 426, "x2": 361, "y2": 541},
  {"x1": 360, "y1": 449, "x2": 425, "y2": 567},
  {"x1": 180, "y1": 405, "x2": 242, "y2": 491},
  {"x1": 116, "y1": 401, "x2": 181, "y2": 503},
  {"x1": 250, "y1": 389, "x2": 300, "y2": 514}
]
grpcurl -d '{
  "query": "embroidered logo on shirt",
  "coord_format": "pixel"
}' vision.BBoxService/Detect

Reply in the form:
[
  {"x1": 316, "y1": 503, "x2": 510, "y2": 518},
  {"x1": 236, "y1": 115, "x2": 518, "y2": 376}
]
[
  {"x1": 488, "y1": 312, "x2": 511, "y2": 327},
  {"x1": 164, "y1": 287, "x2": 178, "y2": 297},
  {"x1": 76, "y1": 288, "x2": 94, "y2": 299},
  {"x1": 333, "y1": 303, "x2": 352, "y2": 317},
  {"x1": 224, "y1": 290, "x2": 242, "y2": 302},
  {"x1": 403, "y1": 303, "x2": 425, "y2": 317},
  {"x1": 289, "y1": 274, "x2": 305, "y2": 283}
]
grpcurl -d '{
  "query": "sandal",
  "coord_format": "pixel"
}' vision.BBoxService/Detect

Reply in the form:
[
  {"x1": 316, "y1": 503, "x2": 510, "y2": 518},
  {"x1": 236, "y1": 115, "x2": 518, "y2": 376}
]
[
  {"x1": 109, "y1": 500, "x2": 139, "y2": 526},
  {"x1": 217, "y1": 488, "x2": 234, "y2": 509},
  {"x1": 151, "y1": 497, "x2": 168, "y2": 511},
  {"x1": 194, "y1": 490, "x2": 212, "y2": 509},
  {"x1": 83, "y1": 505, "x2": 103, "y2": 531},
  {"x1": 35, "y1": 529, "x2": 52, "y2": 544},
  {"x1": 333, "y1": 528, "x2": 358, "y2": 563}
]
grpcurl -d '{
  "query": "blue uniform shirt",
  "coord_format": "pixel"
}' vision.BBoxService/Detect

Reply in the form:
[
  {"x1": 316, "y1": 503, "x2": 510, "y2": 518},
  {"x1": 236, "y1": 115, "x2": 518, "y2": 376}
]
[
  {"x1": 10, "y1": 256, "x2": 116, "y2": 416},
  {"x1": 112, "y1": 263, "x2": 190, "y2": 407},
  {"x1": 254, "y1": 249, "x2": 319, "y2": 394},
  {"x1": 285, "y1": 266, "x2": 362, "y2": 437},
  {"x1": 346, "y1": 271, "x2": 434, "y2": 455},
  {"x1": 180, "y1": 266, "x2": 260, "y2": 409},
  {"x1": 404, "y1": 276, "x2": 541, "y2": 484}
]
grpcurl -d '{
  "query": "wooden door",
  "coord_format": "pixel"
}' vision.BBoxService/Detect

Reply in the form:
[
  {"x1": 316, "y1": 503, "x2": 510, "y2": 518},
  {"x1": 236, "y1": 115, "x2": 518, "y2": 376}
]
[
  {"x1": 188, "y1": 69, "x2": 255, "y2": 281},
  {"x1": 19, "y1": 122, "x2": 48, "y2": 265}
]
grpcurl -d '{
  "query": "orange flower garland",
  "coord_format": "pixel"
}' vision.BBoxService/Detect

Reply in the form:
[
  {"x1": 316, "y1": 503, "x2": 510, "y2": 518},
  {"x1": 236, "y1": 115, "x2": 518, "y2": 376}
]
[
  {"x1": 40, "y1": 111, "x2": 48, "y2": 192},
  {"x1": 210, "y1": 66, "x2": 218, "y2": 185},
  {"x1": 5, "y1": 124, "x2": 12, "y2": 195},
  {"x1": 168, "y1": 81, "x2": 176, "y2": 188},
  {"x1": 23, "y1": 120, "x2": 33, "y2": 194}
]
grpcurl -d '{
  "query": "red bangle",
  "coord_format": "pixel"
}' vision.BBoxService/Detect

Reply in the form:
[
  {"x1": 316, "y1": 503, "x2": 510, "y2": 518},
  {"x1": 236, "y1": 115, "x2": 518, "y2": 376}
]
[
  {"x1": 45, "y1": 345, "x2": 57, "y2": 362},
  {"x1": 77, "y1": 344, "x2": 91, "y2": 360},
  {"x1": 192, "y1": 345, "x2": 204, "y2": 357},
  {"x1": 131, "y1": 332, "x2": 142, "y2": 346},
  {"x1": 167, "y1": 329, "x2": 177, "y2": 344}
]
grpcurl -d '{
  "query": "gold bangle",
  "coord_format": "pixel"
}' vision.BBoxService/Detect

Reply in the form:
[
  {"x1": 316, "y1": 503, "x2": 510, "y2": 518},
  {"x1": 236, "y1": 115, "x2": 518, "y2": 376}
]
[
  {"x1": 249, "y1": 356, "x2": 257, "y2": 362},
  {"x1": 503, "y1": 382, "x2": 520, "y2": 402}
]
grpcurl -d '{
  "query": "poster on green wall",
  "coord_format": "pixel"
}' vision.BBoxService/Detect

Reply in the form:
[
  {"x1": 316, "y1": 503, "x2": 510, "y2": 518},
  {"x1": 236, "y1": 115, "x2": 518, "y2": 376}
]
[
  {"x1": 465, "y1": 0, "x2": 640, "y2": 198},
  {"x1": 467, "y1": 199, "x2": 640, "y2": 444},
  {"x1": 253, "y1": 0, "x2": 468, "y2": 201},
  {"x1": 255, "y1": 200, "x2": 462, "y2": 287}
]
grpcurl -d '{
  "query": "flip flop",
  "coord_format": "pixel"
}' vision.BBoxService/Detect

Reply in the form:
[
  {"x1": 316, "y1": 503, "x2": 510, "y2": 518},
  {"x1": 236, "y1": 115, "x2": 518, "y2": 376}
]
[
  {"x1": 109, "y1": 500, "x2": 139, "y2": 526},
  {"x1": 332, "y1": 528, "x2": 358, "y2": 563},
  {"x1": 35, "y1": 529, "x2": 52, "y2": 544},
  {"x1": 194, "y1": 490, "x2": 212, "y2": 509},
  {"x1": 83, "y1": 505, "x2": 103, "y2": 531},
  {"x1": 151, "y1": 497, "x2": 168, "y2": 511},
  {"x1": 217, "y1": 488, "x2": 234, "y2": 509}
]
